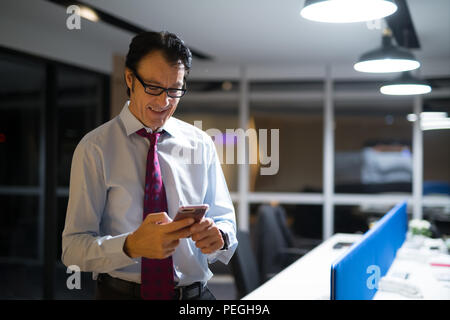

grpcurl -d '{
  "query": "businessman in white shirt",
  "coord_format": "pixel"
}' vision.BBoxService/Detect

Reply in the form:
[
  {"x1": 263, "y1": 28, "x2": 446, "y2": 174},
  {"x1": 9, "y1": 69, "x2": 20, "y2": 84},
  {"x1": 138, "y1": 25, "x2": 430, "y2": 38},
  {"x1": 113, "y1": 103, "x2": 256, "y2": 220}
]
[{"x1": 61, "y1": 31, "x2": 237, "y2": 300}]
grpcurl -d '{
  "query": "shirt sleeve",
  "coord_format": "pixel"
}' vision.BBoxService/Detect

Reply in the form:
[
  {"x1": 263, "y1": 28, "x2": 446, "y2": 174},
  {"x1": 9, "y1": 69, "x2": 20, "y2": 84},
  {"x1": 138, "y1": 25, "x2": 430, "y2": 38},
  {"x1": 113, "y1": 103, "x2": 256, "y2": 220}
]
[
  {"x1": 202, "y1": 136, "x2": 238, "y2": 265},
  {"x1": 61, "y1": 139, "x2": 137, "y2": 273}
]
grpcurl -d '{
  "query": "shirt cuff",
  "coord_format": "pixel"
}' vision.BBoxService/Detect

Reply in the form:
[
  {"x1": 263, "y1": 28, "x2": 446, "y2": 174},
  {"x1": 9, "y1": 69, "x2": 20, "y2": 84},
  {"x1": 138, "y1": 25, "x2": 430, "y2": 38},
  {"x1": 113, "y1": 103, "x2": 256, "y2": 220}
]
[{"x1": 95, "y1": 232, "x2": 138, "y2": 271}]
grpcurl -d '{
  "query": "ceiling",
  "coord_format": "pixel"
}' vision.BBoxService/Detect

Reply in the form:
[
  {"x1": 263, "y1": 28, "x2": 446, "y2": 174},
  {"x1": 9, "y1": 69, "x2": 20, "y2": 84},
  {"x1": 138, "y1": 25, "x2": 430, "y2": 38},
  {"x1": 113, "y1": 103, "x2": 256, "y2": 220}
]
[
  {"x1": 1, "y1": 0, "x2": 449, "y2": 79},
  {"x1": 80, "y1": 0, "x2": 450, "y2": 71}
]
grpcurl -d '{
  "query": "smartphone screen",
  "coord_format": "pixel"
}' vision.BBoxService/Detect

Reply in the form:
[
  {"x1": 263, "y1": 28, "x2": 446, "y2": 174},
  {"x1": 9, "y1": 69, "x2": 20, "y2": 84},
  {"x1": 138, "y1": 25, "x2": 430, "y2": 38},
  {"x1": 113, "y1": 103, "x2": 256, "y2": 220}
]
[{"x1": 173, "y1": 204, "x2": 209, "y2": 222}]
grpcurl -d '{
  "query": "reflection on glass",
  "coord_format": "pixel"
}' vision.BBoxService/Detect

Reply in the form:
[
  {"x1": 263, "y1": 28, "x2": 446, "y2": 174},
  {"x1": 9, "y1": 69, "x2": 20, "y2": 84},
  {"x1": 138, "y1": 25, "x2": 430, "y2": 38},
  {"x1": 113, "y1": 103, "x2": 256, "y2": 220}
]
[
  {"x1": 335, "y1": 110, "x2": 413, "y2": 194},
  {"x1": 0, "y1": 50, "x2": 107, "y2": 299},
  {"x1": 0, "y1": 55, "x2": 44, "y2": 186},
  {"x1": 334, "y1": 205, "x2": 374, "y2": 235},
  {"x1": 57, "y1": 67, "x2": 102, "y2": 187},
  {"x1": 0, "y1": 52, "x2": 45, "y2": 299},
  {"x1": 0, "y1": 195, "x2": 40, "y2": 259}
]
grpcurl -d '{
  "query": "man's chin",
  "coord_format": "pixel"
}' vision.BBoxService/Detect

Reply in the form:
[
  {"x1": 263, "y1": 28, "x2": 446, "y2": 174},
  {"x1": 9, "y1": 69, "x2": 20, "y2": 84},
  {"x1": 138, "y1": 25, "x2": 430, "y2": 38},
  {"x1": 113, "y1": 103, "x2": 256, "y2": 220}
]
[{"x1": 144, "y1": 118, "x2": 167, "y2": 131}]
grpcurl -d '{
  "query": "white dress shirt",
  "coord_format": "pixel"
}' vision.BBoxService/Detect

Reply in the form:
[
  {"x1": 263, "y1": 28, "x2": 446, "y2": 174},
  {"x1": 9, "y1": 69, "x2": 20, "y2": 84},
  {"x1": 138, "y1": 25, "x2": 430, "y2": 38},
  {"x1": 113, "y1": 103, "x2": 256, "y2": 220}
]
[{"x1": 62, "y1": 101, "x2": 237, "y2": 286}]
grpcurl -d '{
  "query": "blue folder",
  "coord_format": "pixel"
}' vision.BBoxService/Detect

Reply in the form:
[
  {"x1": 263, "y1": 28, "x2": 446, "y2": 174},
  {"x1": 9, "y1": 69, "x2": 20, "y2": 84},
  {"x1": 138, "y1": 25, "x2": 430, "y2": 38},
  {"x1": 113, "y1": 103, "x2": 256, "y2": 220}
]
[{"x1": 331, "y1": 201, "x2": 408, "y2": 300}]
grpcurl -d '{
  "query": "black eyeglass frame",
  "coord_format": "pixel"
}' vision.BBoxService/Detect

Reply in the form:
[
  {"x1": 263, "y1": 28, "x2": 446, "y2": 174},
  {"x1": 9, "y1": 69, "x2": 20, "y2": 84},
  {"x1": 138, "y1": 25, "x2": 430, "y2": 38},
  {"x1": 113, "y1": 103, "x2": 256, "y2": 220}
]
[{"x1": 132, "y1": 70, "x2": 187, "y2": 98}]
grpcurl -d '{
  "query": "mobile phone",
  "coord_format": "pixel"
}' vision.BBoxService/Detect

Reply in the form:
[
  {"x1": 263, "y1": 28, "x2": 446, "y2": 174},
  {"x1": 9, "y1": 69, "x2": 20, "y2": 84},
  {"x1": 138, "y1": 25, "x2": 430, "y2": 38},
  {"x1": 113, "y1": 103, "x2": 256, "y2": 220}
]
[{"x1": 173, "y1": 204, "x2": 209, "y2": 222}]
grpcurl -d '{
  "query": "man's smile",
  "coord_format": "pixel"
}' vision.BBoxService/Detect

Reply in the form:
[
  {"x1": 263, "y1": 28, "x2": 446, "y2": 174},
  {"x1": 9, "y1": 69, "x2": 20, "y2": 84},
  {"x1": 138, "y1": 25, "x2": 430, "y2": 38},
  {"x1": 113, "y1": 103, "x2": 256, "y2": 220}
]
[{"x1": 147, "y1": 105, "x2": 171, "y2": 113}]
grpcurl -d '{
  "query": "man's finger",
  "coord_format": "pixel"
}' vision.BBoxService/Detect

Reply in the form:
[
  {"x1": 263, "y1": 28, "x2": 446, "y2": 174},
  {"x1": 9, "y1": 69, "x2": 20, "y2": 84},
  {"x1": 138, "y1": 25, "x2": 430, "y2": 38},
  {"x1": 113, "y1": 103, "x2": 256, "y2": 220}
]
[
  {"x1": 195, "y1": 236, "x2": 215, "y2": 249},
  {"x1": 143, "y1": 212, "x2": 171, "y2": 225},
  {"x1": 191, "y1": 229, "x2": 210, "y2": 242},
  {"x1": 200, "y1": 240, "x2": 223, "y2": 254},
  {"x1": 167, "y1": 226, "x2": 193, "y2": 241},
  {"x1": 163, "y1": 218, "x2": 195, "y2": 233},
  {"x1": 190, "y1": 218, "x2": 213, "y2": 233},
  {"x1": 191, "y1": 223, "x2": 217, "y2": 242}
]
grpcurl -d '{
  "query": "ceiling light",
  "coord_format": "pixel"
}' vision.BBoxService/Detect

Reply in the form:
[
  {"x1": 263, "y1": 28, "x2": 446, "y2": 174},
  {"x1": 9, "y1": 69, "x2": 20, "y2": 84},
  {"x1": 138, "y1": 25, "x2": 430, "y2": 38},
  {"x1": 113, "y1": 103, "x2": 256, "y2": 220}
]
[
  {"x1": 421, "y1": 118, "x2": 450, "y2": 131},
  {"x1": 406, "y1": 114, "x2": 418, "y2": 122},
  {"x1": 406, "y1": 112, "x2": 448, "y2": 122},
  {"x1": 380, "y1": 72, "x2": 432, "y2": 96},
  {"x1": 354, "y1": 29, "x2": 420, "y2": 73},
  {"x1": 406, "y1": 112, "x2": 450, "y2": 131},
  {"x1": 420, "y1": 112, "x2": 448, "y2": 120},
  {"x1": 222, "y1": 81, "x2": 233, "y2": 91},
  {"x1": 300, "y1": 0, "x2": 397, "y2": 23},
  {"x1": 79, "y1": 6, "x2": 99, "y2": 22}
]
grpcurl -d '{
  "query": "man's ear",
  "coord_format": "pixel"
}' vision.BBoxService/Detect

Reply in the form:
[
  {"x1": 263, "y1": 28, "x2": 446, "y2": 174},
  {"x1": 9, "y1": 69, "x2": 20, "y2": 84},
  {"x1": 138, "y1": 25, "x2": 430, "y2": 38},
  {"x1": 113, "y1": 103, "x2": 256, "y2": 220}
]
[{"x1": 124, "y1": 68, "x2": 134, "y2": 93}]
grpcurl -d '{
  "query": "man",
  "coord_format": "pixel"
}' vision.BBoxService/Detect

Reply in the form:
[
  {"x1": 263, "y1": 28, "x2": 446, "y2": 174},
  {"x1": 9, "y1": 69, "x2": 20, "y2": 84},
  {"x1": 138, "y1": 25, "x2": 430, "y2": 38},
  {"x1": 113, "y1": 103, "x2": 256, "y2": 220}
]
[{"x1": 61, "y1": 31, "x2": 237, "y2": 300}]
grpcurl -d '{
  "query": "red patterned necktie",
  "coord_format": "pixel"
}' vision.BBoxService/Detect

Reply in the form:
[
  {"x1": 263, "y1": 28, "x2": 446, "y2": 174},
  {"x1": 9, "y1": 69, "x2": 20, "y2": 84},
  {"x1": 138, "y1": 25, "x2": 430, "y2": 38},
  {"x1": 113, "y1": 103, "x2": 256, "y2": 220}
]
[{"x1": 136, "y1": 128, "x2": 174, "y2": 300}]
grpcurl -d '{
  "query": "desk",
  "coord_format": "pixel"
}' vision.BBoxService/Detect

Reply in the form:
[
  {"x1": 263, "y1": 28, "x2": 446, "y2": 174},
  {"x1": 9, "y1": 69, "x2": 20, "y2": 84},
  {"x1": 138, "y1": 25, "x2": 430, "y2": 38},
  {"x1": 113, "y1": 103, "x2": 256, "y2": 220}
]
[
  {"x1": 243, "y1": 233, "x2": 362, "y2": 300},
  {"x1": 243, "y1": 233, "x2": 450, "y2": 300},
  {"x1": 373, "y1": 240, "x2": 450, "y2": 300}
]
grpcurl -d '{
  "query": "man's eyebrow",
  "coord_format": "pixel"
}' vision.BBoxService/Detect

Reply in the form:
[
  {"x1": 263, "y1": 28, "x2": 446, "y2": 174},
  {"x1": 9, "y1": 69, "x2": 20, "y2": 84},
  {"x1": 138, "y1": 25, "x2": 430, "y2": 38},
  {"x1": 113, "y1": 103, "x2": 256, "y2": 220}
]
[
  {"x1": 140, "y1": 77, "x2": 162, "y2": 86},
  {"x1": 142, "y1": 78, "x2": 183, "y2": 88}
]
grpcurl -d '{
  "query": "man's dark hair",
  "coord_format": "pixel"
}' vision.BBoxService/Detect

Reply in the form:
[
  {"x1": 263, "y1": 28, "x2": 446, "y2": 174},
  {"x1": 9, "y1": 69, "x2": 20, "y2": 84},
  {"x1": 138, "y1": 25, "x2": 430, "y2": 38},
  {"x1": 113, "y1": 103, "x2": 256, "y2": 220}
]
[{"x1": 125, "y1": 31, "x2": 192, "y2": 96}]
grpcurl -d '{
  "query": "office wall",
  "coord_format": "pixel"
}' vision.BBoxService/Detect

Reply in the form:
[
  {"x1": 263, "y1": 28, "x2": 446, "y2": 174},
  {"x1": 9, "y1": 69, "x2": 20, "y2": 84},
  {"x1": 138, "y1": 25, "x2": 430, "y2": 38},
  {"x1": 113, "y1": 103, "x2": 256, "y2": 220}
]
[
  {"x1": 253, "y1": 114, "x2": 323, "y2": 192},
  {"x1": 424, "y1": 130, "x2": 450, "y2": 181},
  {"x1": 111, "y1": 54, "x2": 128, "y2": 119}
]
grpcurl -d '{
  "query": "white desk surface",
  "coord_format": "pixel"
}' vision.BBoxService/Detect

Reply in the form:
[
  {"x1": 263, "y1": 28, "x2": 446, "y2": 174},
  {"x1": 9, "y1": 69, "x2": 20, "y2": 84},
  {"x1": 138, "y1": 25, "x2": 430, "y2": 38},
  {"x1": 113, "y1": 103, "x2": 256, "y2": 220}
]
[
  {"x1": 374, "y1": 243, "x2": 450, "y2": 300},
  {"x1": 243, "y1": 233, "x2": 450, "y2": 300},
  {"x1": 243, "y1": 233, "x2": 362, "y2": 300}
]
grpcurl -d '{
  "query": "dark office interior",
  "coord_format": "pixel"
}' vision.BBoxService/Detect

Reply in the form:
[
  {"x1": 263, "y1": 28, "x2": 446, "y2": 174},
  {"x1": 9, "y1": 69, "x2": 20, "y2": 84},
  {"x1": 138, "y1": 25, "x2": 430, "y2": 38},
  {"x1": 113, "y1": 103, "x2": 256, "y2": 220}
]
[{"x1": 1, "y1": 0, "x2": 449, "y2": 301}]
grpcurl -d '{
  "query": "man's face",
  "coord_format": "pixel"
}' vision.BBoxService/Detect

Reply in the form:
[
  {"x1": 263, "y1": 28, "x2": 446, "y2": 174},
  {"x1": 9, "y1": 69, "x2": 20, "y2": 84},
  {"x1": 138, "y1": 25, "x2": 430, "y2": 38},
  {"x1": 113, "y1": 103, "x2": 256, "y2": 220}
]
[{"x1": 125, "y1": 50, "x2": 185, "y2": 131}]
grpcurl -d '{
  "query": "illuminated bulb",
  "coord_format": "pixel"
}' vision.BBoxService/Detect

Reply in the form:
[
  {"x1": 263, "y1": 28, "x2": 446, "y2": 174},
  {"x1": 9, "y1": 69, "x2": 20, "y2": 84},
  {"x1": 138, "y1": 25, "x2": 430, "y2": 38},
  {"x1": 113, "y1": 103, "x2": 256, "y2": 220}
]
[
  {"x1": 354, "y1": 29, "x2": 420, "y2": 73},
  {"x1": 380, "y1": 72, "x2": 432, "y2": 96},
  {"x1": 79, "y1": 6, "x2": 99, "y2": 22},
  {"x1": 300, "y1": 0, "x2": 398, "y2": 23}
]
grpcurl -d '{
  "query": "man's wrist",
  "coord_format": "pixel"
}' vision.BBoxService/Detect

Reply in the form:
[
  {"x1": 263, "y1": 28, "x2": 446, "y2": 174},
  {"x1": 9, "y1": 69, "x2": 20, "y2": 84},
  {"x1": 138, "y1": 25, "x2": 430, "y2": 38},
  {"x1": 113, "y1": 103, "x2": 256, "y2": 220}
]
[{"x1": 123, "y1": 234, "x2": 138, "y2": 258}]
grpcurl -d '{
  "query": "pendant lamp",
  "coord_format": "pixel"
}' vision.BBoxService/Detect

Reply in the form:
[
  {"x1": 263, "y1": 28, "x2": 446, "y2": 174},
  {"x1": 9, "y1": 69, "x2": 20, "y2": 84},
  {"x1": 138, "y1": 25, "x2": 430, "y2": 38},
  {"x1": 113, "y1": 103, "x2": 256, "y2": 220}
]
[
  {"x1": 354, "y1": 29, "x2": 420, "y2": 73},
  {"x1": 380, "y1": 72, "x2": 432, "y2": 95},
  {"x1": 300, "y1": 0, "x2": 398, "y2": 23}
]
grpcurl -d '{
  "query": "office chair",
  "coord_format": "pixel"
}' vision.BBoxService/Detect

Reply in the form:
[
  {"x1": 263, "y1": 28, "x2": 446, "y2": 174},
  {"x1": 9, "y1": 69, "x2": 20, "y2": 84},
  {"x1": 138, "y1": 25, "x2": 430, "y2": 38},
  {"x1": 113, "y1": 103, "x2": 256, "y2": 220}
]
[
  {"x1": 255, "y1": 204, "x2": 308, "y2": 282},
  {"x1": 230, "y1": 230, "x2": 262, "y2": 299}
]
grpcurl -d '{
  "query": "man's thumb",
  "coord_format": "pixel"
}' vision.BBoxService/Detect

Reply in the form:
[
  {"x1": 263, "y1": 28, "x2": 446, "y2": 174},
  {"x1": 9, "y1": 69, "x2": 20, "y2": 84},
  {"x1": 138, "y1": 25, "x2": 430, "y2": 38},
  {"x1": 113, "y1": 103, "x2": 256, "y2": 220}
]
[{"x1": 143, "y1": 212, "x2": 171, "y2": 225}]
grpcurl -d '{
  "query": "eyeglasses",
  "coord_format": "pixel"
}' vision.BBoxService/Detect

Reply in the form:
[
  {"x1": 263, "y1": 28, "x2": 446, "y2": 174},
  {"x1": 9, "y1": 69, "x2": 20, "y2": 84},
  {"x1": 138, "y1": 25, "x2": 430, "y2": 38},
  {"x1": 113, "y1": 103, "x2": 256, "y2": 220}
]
[{"x1": 133, "y1": 70, "x2": 187, "y2": 98}]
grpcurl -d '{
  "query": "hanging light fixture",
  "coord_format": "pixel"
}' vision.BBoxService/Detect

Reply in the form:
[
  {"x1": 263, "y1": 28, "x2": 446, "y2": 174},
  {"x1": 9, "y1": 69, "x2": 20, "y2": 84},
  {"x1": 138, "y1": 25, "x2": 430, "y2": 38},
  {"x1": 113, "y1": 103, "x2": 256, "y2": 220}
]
[
  {"x1": 354, "y1": 28, "x2": 420, "y2": 73},
  {"x1": 300, "y1": 0, "x2": 398, "y2": 23},
  {"x1": 407, "y1": 112, "x2": 448, "y2": 122},
  {"x1": 407, "y1": 112, "x2": 450, "y2": 130},
  {"x1": 79, "y1": 6, "x2": 100, "y2": 22},
  {"x1": 380, "y1": 72, "x2": 432, "y2": 95},
  {"x1": 421, "y1": 118, "x2": 450, "y2": 131}
]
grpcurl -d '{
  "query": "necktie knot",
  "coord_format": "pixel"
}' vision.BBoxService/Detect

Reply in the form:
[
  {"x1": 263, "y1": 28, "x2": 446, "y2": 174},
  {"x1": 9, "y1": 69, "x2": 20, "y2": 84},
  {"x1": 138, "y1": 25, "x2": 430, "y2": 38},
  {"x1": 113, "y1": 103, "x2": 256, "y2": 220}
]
[{"x1": 136, "y1": 128, "x2": 161, "y2": 145}]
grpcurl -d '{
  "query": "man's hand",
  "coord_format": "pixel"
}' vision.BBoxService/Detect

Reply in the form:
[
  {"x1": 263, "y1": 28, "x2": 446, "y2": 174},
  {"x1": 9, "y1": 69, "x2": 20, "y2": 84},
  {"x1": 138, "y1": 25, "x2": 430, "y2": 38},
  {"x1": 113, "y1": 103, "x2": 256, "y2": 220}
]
[
  {"x1": 190, "y1": 218, "x2": 224, "y2": 254},
  {"x1": 124, "y1": 212, "x2": 194, "y2": 259}
]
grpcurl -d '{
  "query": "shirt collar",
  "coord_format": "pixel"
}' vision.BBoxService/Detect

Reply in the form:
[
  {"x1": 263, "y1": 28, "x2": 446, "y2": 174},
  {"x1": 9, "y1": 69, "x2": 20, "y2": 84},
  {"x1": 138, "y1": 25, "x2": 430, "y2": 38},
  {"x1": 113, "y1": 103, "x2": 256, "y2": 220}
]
[{"x1": 119, "y1": 101, "x2": 178, "y2": 138}]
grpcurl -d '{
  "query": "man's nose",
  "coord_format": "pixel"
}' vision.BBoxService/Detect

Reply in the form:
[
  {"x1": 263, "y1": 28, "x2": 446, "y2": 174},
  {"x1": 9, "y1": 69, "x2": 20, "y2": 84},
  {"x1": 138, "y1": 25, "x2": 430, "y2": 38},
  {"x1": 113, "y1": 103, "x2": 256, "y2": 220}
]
[{"x1": 154, "y1": 91, "x2": 170, "y2": 109}]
